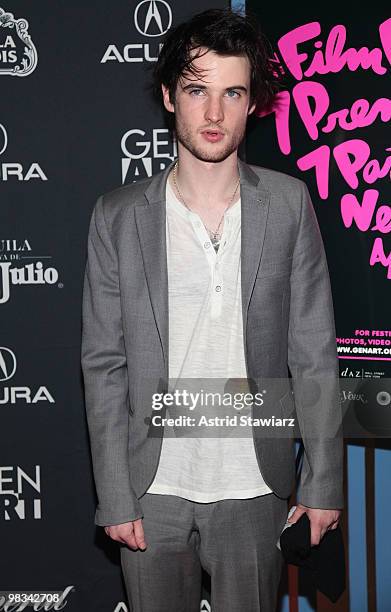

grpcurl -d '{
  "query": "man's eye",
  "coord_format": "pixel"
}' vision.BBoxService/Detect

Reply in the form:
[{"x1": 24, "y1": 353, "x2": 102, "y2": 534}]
[
  {"x1": 226, "y1": 90, "x2": 240, "y2": 98},
  {"x1": 189, "y1": 89, "x2": 204, "y2": 96}
]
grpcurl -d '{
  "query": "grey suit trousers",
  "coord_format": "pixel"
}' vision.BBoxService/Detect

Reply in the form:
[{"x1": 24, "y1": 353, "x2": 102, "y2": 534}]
[{"x1": 120, "y1": 491, "x2": 288, "y2": 612}]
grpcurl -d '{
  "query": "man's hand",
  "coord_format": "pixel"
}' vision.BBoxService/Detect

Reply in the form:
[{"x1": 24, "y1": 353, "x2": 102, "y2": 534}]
[
  {"x1": 287, "y1": 503, "x2": 341, "y2": 546},
  {"x1": 104, "y1": 518, "x2": 147, "y2": 551}
]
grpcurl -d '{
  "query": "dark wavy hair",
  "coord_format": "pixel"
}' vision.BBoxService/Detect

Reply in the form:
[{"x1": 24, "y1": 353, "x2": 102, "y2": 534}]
[{"x1": 152, "y1": 8, "x2": 282, "y2": 122}]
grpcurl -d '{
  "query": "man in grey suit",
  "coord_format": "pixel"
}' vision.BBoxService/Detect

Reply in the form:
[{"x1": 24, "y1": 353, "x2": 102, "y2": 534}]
[{"x1": 81, "y1": 9, "x2": 344, "y2": 611}]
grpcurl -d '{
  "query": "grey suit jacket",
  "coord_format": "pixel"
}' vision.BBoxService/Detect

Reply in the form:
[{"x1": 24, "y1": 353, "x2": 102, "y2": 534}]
[{"x1": 81, "y1": 158, "x2": 344, "y2": 527}]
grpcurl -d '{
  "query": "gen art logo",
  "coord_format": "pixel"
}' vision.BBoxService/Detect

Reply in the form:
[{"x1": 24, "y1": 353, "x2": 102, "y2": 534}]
[
  {"x1": 0, "y1": 464, "x2": 43, "y2": 520},
  {"x1": 121, "y1": 127, "x2": 176, "y2": 183}
]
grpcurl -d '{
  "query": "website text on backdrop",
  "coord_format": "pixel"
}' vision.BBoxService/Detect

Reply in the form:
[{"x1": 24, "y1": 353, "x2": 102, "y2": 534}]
[{"x1": 81, "y1": 9, "x2": 344, "y2": 611}]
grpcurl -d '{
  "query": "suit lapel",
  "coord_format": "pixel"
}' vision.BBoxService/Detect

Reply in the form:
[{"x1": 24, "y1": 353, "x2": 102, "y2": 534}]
[
  {"x1": 134, "y1": 158, "x2": 271, "y2": 378},
  {"x1": 134, "y1": 163, "x2": 173, "y2": 376},
  {"x1": 238, "y1": 160, "x2": 271, "y2": 339}
]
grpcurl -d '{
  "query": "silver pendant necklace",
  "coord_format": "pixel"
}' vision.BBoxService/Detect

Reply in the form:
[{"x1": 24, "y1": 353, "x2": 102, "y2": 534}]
[{"x1": 172, "y1": 160, "x2": 240, "y2": 249}]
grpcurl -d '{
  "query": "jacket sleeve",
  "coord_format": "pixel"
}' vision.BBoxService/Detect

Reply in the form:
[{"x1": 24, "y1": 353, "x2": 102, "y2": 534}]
[
  {"x1": 81, "y1": 195, "x2": 143, "y2": 526},
  {"x1": 288, "y1": 180, "x2": 344, "y2": 509}
]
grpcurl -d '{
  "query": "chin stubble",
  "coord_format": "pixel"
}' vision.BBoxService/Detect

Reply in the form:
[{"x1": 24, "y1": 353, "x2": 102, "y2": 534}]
[{"x1": 175, "y1": 120, "x2": 245, "y2": 163}]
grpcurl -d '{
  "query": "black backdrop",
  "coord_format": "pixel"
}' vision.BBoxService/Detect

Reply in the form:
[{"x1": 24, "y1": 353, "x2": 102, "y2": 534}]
[
  {"x1": 2, "y1": 2, "x2": 390, "y2": 610},
  {"x1": 1, "y1": 2, "x2": 225, "y2": 611}
]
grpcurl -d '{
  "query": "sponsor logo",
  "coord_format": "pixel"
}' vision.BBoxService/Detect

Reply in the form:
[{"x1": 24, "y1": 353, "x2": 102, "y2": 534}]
[
  {"x1": 110, "y1": 594, "x2": 210, "y2": 610},
  {"x1": 0, "y1": 122, "x2": 7, "y2": 154},
  {"x1": 0, "y1": 465, "x2": 42, "y2": 519},
  {"x1": 0, "y1": 261, "x2": 59, "y2": 304},
  {"x1": 0, "y1": 346, "x2": 55, "y2": 405},
  {"x1": 0, "y1": 238, "x2": 32, "y2": 259},
  {"x1": 112, "y1": 604, "x2": 128, "y2": 612},
  {"x1": 0, "y1": 346, "x2": 16, "y2": 381},
  {"x1": 340, "y1": 366, "x2": 385, "y2": 379},
  {"x1": 134, "y1": 0, "x2": 172, "y2": 37},
  {"x1": 377, "y1": 390, "x2": 391, "y2": 406},
  {"x1": 101, "y1": 0, "x2": 172, "y2": 64},
  {"x1": 0, "y1": 239, "x2": 60, "y2": 304},
  {"x1": 121, "y1": 127, "x2": 176, "y2": 182},
  {"x1": 0, "y1": 6, "x2": 38, "y2": 76},
  {"x1": 340, "y1": 389, "x2": 367, "y2": 404},
  {"x1": 0, "y1": 122, "x2": 47, "y2": 181}
]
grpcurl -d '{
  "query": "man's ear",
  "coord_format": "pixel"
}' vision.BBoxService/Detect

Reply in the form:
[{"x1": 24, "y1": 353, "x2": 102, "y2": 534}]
[
  {"x1": 162, "y1": 84, "x2": 175, "y2": 113},
  {"x1": 248, "y1": 101, "x2": 256, "y2": 115}
]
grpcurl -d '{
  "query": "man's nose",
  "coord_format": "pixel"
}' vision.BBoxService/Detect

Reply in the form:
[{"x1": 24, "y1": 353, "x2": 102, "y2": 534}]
[{"x1": 204, "y1": 96, "x2": 224, "y2": 124}]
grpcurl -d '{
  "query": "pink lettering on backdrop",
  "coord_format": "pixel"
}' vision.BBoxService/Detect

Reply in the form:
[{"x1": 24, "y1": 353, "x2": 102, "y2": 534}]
[
  {"x1": 277, "y1": 20, "x2": 390, "y2": 79},
  {"x1": 258, "y1": 18, "x2": 391, "y2": 279}
]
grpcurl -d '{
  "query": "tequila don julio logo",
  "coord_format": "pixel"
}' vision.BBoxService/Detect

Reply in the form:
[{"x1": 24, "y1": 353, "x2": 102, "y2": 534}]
[{"x1": 0, "y1": 261, "x2": 59, "y2": 304}]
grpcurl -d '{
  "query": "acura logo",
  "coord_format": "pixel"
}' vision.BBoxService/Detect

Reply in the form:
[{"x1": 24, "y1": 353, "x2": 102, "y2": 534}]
[
  {"x1": 0, "y1": 347, "x2": 17, "y2": 381},
  {"x1": 134, "y1": 0, "x2": 172, "y2": 37},
  {"x1": 0, "y1": 123, "x2": 7, "y2": 156}
]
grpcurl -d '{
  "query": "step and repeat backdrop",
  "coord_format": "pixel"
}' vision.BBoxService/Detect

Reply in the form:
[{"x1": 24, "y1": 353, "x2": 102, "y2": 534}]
[
  {"x1": 2, "y1": 0, "x2": 390, "y2": 610},
  {"x1": 1, "y1": 2, "x2": 226, "y2": 611}
]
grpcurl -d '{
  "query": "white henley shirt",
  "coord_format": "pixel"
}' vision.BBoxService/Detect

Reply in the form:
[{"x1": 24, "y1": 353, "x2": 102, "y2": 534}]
[{"x1": 146, "y1": 178, "x2": 273, "y2": 502}]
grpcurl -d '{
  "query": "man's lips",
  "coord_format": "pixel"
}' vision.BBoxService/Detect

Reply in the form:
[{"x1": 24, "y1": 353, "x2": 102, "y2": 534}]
[{"x1": 200, "y1": 129, "x2": 225, "y2": 143}]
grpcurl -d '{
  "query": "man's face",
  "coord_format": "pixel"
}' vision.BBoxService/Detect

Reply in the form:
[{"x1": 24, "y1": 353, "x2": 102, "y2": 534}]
[{"x1": 162, "y1": 49, "x2": 255, "y2": 163}]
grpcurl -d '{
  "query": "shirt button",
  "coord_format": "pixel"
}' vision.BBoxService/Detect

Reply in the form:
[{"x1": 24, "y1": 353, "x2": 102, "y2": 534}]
[
  {"x1": 204, "y1": 241, "x2": 211, "y2": 249},
  {"x1": 215, "y1": 285, "x2": 222, "y2": 292}
]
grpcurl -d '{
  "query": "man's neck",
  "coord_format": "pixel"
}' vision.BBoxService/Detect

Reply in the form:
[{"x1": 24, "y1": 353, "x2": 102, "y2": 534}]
[{"x1": 171, "y1": 147, "x2": 240, "y2": 213}]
